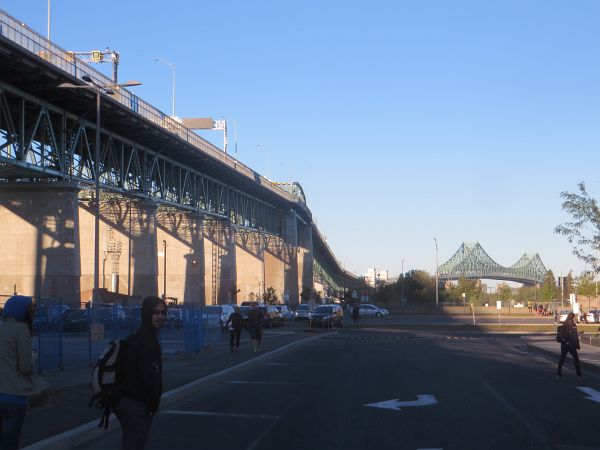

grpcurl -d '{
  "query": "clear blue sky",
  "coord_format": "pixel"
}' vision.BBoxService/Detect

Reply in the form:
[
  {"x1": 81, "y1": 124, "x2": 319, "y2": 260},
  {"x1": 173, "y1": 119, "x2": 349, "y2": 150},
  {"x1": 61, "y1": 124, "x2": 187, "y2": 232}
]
[{"x1": 4, "y1": 0, "x2": 600, "y2": 279}]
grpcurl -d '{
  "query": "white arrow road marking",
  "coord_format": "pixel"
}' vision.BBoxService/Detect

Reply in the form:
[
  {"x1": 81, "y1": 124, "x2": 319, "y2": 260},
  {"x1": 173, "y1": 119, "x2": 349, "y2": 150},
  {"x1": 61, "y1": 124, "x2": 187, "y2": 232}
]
[
  {"x1": 162, "y1": 410, "x2": 280, "y2": 420},
  {"x1": 577, "y1": 387, "x2": 600, "y2": 404},
  {"x1": 365, "y1": 395, "x2": 438, "y2": 411}
]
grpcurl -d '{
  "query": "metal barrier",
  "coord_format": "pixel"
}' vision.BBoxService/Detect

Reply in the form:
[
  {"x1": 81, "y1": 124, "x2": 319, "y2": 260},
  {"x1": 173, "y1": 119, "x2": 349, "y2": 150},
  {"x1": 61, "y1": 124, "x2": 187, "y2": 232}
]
[{"x1": 31, "y1": 303, "x2": 226, "y2": 373}]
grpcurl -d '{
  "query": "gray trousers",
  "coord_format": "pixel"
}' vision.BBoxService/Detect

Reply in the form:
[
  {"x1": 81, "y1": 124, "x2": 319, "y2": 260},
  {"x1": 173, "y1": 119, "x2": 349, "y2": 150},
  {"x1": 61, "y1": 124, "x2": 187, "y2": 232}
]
[{"x1": 114, "y1": 397, "x2": 154, "y2": 450}]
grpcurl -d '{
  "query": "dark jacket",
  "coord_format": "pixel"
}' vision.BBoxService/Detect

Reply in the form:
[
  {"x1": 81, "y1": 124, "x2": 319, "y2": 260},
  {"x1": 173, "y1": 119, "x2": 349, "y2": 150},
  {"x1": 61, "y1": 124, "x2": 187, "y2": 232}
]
[
  {"x1": 226, "y1": 311, "x2": 244, "y2": 330},
  {"x1": 562, "y1": 320, "x2": 580, "y2": 350},
  {"x1": 119, "y1": 297, "x2": 164, "y2": 413},
  {"x1": 247, "y1": 307, "x2": 263, "y2": 329}
]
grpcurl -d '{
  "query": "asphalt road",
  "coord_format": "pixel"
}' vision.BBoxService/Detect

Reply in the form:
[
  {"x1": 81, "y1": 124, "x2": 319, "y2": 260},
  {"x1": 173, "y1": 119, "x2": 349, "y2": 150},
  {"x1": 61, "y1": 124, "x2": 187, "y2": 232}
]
[{"x1": 78, "y1": 328, "x2": 600, "y2": 450}]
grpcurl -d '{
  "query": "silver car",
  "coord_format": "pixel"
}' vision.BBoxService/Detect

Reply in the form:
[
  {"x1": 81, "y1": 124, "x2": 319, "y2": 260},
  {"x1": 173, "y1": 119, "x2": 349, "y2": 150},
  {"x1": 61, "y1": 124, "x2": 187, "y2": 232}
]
[{"x1": 293, "y1": 304, "x2": 312, "y2": 322}]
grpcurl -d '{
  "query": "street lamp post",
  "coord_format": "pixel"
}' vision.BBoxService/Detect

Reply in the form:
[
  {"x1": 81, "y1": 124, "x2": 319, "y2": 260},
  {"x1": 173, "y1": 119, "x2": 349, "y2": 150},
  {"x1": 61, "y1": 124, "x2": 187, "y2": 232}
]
[
  {"x1": 58, "y1": 76, "x2": 141, "y2": 306},
  {"x1": 434, "y1": 238, "x2": 439, "y2": 308},
  {"x1": 401, "y1": 259, "x2": 405, "y2": 302},
  {"x1": 154, "y1": 58, "x2": 176, "y2": 117},
  {"x1": 162, "y1": 240, "x2": 167, "y2": 300}
]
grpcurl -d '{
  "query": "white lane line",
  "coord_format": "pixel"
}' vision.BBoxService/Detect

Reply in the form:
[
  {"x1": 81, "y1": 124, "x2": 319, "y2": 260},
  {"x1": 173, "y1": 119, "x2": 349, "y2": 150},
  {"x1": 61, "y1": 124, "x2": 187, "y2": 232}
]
[
  {"x1": 245, "y1": 403, "x2": 296, "y2": 450},
  {"x1": 162, "y1": 410, "x2": 280, "y2": 420},
  {"x1": 227, "y1": 380, "x2": 313, "y2": 385},
  {"x1": 482, "y1": 382, "x2": 549, "y2": 445}
]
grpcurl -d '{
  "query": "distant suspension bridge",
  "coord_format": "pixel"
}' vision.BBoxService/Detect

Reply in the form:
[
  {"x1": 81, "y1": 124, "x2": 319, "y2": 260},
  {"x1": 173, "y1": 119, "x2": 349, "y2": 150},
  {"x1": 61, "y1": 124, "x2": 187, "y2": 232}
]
[{"x1": 438, "y1": 242, "x2": 547, "y2": 285}]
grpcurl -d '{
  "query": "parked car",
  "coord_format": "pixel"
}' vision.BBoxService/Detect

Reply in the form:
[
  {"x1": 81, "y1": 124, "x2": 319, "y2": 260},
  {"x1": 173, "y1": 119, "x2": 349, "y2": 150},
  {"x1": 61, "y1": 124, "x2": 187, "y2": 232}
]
[
  {"x1": 558, "y1": 309, "x2": 572, "y2": 322},
  {"x1": 357, "y1": 304, "x2": 389, "y2": 318},
  {"x1": 584, "y1": 309, "x2": 599, "y2": 323},
  {"x1": 310, "y1": 304, "x2": 344, "y2": 328},
  {"x1": 293, "y1": 304, "x2": 313, "y2": 322},
  {"x1": 239, "y1": 304, "x2": 283, "y2": 327},
  {"x1": 166, "y1": 308, "x2": 183, "y2": 329},
  {"x1": 62, "y1": 308, "x2": 89, "y2": 332},
  {"x1": 204, "y1": 304, "x2": 236, "y2": 330},
  {"x1": 275, "y1": 304, "x2": 293, "y2": 320}
]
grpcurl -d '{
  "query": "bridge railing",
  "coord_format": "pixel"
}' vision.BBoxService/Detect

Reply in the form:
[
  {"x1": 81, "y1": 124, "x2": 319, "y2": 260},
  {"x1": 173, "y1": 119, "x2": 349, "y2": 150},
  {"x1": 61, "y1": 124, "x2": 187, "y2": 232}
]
[{"x1": 0, "y1": 9, "x2": 307, "y2": 212}]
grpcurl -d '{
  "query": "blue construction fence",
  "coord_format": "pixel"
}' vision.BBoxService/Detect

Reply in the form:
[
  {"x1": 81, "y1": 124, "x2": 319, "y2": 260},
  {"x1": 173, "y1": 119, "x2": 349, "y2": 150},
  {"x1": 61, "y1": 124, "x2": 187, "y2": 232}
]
[{"x1": 30, "y1": 299, "x2": 229, "y2": 373}]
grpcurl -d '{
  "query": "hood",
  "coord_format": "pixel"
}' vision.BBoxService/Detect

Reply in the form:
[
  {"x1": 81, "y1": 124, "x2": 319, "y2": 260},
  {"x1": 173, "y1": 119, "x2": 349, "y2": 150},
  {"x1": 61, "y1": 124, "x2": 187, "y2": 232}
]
[
  {"x1": 140, "y1": 296, "x2": 166, "y2": 330},
  {"x1": 3, "y1": 295, "x2": 33, "y2": 322}
]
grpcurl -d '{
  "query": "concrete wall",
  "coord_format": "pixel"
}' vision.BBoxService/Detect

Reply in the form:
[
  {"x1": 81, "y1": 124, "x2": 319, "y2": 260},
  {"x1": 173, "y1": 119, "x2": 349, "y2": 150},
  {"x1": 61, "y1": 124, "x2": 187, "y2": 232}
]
[
  {"x1": 235, "y1": 231, "x2": 263, "y2": 303},
  {"x1": 0, "y1": 183, "x2": 81, "y2": 306}
]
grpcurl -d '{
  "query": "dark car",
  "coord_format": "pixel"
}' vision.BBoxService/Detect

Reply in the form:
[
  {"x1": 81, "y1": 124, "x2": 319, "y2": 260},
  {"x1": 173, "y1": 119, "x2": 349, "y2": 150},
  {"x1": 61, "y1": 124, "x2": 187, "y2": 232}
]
[
  {"x1": 240, "y1": 305, "x2": 283, "y2": 328},
  {"x1": 62, "y1": 308, "x2": 89, "y2": 332},
  {"x1": 310, "y1": 304, "x2": 344, "y2": 328}
]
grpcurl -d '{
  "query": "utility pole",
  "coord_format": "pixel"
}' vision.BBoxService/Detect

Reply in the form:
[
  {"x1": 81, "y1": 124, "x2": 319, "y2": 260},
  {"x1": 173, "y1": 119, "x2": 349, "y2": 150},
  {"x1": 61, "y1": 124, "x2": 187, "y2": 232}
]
[{"x1": 434, "y1": 238, "x2": 439, "y2": 308}]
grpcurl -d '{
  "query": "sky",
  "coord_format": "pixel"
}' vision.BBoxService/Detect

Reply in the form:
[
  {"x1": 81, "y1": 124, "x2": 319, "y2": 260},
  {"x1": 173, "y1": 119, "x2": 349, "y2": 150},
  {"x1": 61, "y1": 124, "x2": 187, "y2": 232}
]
[{"x1": 3, "y1": 0, "x2": 600, "y2": 279}]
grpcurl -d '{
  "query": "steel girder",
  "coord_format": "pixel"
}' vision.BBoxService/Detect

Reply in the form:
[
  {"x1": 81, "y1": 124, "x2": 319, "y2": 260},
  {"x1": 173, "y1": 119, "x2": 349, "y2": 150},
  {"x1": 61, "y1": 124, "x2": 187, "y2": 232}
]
[
  {"x1": 0, "y1": 82, "x2": 281, "y2": 234},
  {"x1": 438, "y1": 242, "x2": 548, "y2": 285}
]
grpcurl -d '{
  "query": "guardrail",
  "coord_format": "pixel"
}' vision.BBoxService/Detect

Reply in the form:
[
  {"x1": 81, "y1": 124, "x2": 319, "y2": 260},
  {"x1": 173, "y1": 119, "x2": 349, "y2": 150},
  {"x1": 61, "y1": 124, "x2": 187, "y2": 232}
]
[{"x1": 0, "y1": 8, "x2": 306, "y2": 210}]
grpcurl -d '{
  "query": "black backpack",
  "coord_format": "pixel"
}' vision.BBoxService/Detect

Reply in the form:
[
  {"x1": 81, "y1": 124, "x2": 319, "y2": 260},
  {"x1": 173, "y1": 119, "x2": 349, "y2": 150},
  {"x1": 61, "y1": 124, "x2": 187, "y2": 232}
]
[
  {"x1": 556, "y1": 324, "x2": 567, "y2": 343},
  {"x1": 88, "y1": 337, "x2": 130, "y2": 429}
]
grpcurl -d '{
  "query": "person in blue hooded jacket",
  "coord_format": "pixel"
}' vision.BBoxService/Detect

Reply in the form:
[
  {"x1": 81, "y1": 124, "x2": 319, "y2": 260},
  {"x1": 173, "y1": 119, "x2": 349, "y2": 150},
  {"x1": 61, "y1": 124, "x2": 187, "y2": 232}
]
[{"x1": 0, "y1": 295, "x2": 49, "y2": 450}]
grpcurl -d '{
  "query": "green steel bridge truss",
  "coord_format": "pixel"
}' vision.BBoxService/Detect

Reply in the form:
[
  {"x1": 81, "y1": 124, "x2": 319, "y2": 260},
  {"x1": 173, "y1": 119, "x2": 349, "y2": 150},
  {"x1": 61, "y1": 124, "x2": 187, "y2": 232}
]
[
  {"x1": 438, "y1": 242, "x2": 547, "y2": 285},
  {"x1": 0, "y1": 81, "x2": 280, "y2": 234}
]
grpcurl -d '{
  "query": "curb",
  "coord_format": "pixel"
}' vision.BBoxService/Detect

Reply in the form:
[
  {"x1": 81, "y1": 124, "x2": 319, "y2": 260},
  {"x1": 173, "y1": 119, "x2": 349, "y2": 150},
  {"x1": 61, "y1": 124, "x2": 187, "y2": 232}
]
[{"x1": 22, "y1": 332, "x2": 330, "y2": 450}]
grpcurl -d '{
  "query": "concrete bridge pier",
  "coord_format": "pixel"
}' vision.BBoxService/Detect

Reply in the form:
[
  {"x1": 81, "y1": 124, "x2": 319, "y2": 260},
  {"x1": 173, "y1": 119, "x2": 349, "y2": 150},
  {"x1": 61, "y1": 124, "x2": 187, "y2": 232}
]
[
  {"x1": 297, "y1": 221, "x2": 314, "y2": 298},
  {"x1": 156, "y1": 210, "x2": 204, "y2": 306},
  {"x1": 0, "y1": 182, "x2": 81, "y2": 306},
  {"x1": 203, "y1": 220, "x2": 236, "y2": 305},
  {"x1": 234, "y1": 230, "x2": 263, "y2": 303},
  {"x1": 264, "y1": 235, "x2": 286, "y2": 303}
]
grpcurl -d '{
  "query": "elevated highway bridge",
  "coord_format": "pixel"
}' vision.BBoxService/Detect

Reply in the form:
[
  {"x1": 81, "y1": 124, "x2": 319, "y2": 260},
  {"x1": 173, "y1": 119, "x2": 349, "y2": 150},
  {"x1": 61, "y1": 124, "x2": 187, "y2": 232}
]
[{"x1": 0, "y1": 9, "x2": 355, "y2": 305}]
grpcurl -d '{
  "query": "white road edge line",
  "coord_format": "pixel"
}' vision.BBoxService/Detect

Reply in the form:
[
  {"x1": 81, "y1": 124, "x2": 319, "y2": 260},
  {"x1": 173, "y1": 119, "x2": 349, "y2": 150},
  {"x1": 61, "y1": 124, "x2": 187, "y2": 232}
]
[
  {"x1": 227, "y1": 380, "x2": 313, "y2": 385},
  {"x1": 482, "y1": 382, "x2": 549, "y2": 445}
]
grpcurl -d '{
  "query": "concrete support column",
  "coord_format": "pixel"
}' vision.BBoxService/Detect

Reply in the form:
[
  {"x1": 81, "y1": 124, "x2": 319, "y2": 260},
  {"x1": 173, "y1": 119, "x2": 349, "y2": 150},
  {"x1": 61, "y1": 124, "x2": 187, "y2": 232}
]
[
  {"x1": 203, "y1": 220, "x2": 236, "y2": 305},
  {"x1": 235, "y1": 230, "x2": 264, "y2": 303},
  {"x1": 0, "y1": 182, "x2": 81, "y2": 306},
  {"x1": 128, "y1": 200, "x2": 159, "y2": 302},
  {"x1": 283, "y1": 211, "x2": 300, "y2": 306},
  {"x1": 156, "y1": 210, "x2": 204, "y2": 305},
  {"x1": 297, "y1": 221, "x2": 314, "y2": 300},
  {"x1": 264, "y1": 236, "x2": 286, "y2": 304}
]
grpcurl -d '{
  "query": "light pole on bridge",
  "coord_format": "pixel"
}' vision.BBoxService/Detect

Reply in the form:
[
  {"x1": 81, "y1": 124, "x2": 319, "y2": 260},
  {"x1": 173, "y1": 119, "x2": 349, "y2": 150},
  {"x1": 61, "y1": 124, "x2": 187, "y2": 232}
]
[
  {"x1": 434, "y1": 238, "x2": 439, "y2": 308},
  {"x1": 58, "y1": 75, "x2": 142, "y2": 305}
]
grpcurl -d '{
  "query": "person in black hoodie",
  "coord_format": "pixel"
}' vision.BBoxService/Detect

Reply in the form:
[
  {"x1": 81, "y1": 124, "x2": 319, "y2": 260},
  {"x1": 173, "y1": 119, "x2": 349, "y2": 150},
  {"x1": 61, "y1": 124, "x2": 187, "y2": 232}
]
[
  {"x1": 557, "y1": 312, "x2": 582, "y2": 380},
  {"x1": 115, "y1": 296, "x2": 166, "y2": 450}
]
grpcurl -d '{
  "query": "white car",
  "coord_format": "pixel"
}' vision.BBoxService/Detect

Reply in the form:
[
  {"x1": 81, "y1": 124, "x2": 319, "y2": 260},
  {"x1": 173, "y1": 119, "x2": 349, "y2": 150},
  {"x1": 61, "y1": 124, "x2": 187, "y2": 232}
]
[
  {"x1": 558, "y1": 309, "x2": 572, "y2": 322},
  {"x1": 586, "y1": 309, "x2": 600, "y2": 323},
  {"x1": 275, "y1": 305, "x2": 293, "y2": 320},
  {"x1": 358, "y1": 304, "x2": 389, "y2": 318}
]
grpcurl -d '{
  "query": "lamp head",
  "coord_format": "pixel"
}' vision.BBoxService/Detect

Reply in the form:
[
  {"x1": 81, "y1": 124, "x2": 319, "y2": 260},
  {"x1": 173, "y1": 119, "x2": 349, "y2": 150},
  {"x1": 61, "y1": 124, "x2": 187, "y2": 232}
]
[{"x1": 82, "y1": 74, "x2": 92, "y2": 83}]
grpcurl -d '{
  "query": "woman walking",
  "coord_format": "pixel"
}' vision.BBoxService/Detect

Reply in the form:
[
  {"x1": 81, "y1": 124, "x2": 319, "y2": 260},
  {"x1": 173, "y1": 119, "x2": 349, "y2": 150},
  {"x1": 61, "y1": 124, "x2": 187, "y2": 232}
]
[
  {"x1": 557, "y1": 312, "x2": 582, "y2": 380},
  {"x1": 0, "y1": 295, "x2": 49, "y2": 450}
]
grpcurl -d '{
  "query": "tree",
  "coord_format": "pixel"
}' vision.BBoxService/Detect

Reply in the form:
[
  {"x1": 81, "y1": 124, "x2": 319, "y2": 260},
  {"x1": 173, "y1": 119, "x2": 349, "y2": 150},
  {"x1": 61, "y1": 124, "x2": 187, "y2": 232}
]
[
  {"x1": 497, "y1": 283, "x2": 512, "y2": 301},
  {"x1": 539, "y1": 270, "x2": 557, "y2": 301},
  {"x1": 555, "y1": 182, "x2": 600, "y2": 273},
  {"x1": 576, "y1": 273, "x2": 596, "y2": 297},
  {"x1": 262, "y1": 286, "x2": 278, "y2": 305}
]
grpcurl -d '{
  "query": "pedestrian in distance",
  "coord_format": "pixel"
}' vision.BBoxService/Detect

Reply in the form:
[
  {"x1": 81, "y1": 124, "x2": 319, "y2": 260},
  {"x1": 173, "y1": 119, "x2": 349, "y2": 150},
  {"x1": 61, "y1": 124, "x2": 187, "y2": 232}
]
[
  {"x1": 556, "y1": 312, "x2": 582, "y2": 380},
  {"x1": 246, "y1": 304, "x2": 263, "y2": 353},
  {"x1": 114, "y1": 296, "x2": 166, "y2": 450},
  {"x1": 352, "y1": 304, "x2": 360, "y2": 323},
  {"x1": 226, "y1": 306, "x2": 244, "y2": 352},
  {"x1": 0, "y1": 295, "x2": 49, "y2": 450}
]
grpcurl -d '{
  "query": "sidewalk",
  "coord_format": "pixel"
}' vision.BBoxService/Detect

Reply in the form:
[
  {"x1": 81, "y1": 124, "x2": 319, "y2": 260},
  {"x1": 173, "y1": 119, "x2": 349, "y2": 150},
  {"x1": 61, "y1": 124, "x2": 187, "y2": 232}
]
[
  {"x1": 20, "y1": 326, "x2": 323, "y2": 450},
  {"x1": 523, "y1": 335, "x2": 600, "y2": 373}
]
